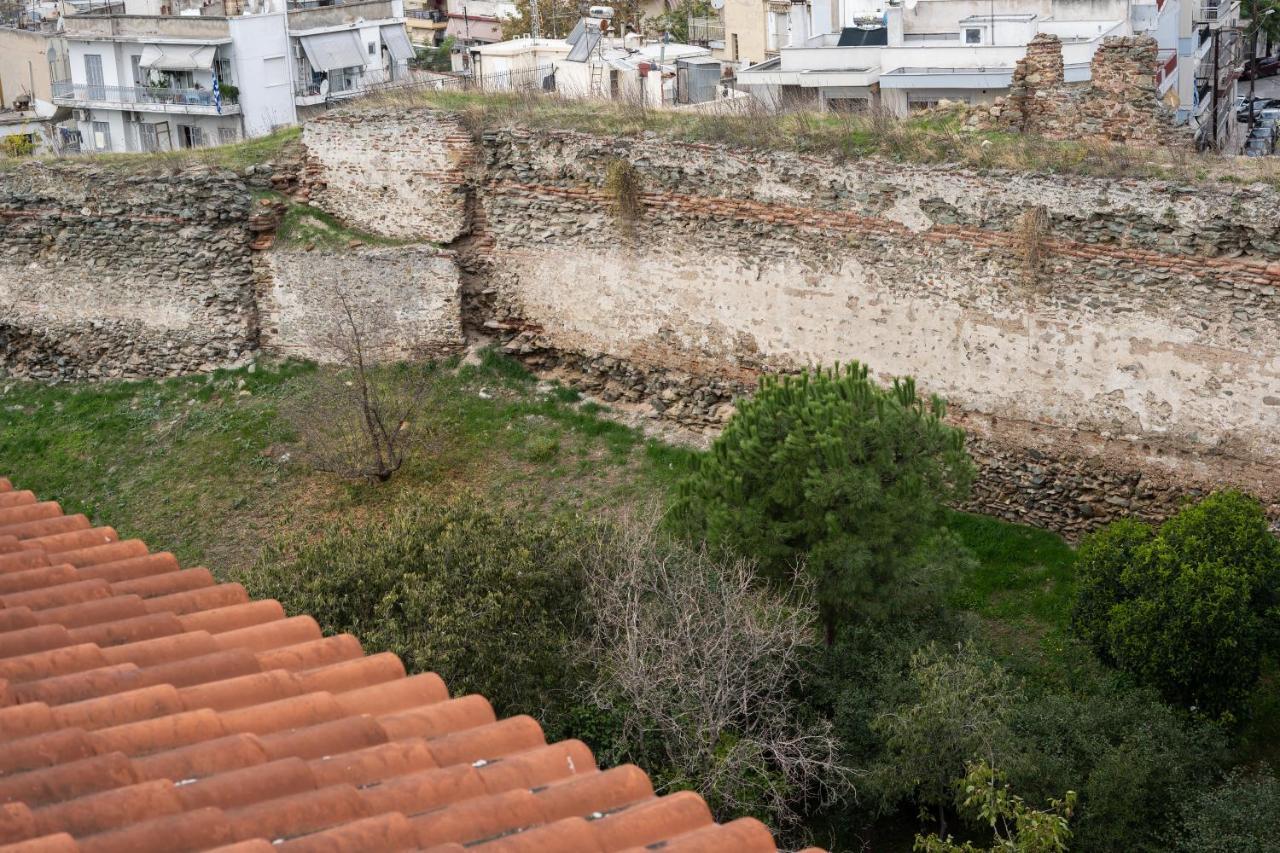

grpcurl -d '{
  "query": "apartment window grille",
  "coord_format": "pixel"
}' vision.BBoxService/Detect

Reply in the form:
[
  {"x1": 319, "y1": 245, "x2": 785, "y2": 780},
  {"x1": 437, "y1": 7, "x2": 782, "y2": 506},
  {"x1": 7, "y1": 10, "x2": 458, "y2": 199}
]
[{"x1": 91, "y1": 120, "x2": 111, "y2": 151}]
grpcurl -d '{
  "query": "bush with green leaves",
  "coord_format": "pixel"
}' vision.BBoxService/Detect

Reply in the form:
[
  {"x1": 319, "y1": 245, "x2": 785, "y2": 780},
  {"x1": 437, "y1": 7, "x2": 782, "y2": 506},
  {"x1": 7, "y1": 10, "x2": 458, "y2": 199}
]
[
  {"x1": 915, "y1": 760, "x2": 1076, "y2": 853},
  {"x1": 672, "y1": 364, "x2": 974, "y2": 643},
  {"x1": 1006, "y1": 674, "x2": 1224, "y2": 853},
  {"x1": 868, "y1": 642, "x2": 1015, "y2": 837},
  {"x1": 237, "y1": 498, "x2": 590, "y2": 719},
  {"x1": 1071, "y1": 491, "x2": 1280, "y2": 718},
  {"x1": 1170, "y1": 767, "x2": 1280, "y2": 853}
]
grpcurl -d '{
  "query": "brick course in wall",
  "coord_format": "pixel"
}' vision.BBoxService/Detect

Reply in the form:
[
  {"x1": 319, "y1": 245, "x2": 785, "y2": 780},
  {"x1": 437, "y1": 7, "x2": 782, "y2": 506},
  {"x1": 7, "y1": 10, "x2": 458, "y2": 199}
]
[{"x1": 298, "y1": 109, "x2": 1279, "y2": 536}]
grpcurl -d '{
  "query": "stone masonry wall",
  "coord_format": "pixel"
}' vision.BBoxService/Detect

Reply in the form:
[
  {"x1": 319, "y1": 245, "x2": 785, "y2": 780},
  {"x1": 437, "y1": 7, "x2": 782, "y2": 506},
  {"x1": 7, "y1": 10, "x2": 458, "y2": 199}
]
[
  {"x1": 0, "y1": 158, "x2": 465, "y2": 379},
  {"x1": 0, "y1": 165, "x2": 258, "y2": 380},
  {"x1": 257, "y1": 246, "x2": 465, "y2": 362},
  {"x1": 301, "y1": 107, "x2": 1280, "y2": 536},
  {"x1": 301, "y1": 109, "x2": 476, "y2": 243},
  {"x1": 967, "y1": 35, "x2": 1189, "y2": 147}
]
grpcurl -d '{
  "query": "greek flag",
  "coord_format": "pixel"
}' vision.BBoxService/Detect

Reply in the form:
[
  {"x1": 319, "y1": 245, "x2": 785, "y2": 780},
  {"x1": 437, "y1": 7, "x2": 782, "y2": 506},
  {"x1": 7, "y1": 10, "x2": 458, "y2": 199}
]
[{"x1": 213, "y1": 76, "x2": 222, "y2": 115}]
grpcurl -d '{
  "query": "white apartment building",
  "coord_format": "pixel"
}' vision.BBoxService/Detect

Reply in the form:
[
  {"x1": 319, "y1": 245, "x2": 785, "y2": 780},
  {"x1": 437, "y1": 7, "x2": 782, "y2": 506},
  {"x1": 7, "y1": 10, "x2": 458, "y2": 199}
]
[
  {"x1": 737, "y1": 0, "x2": 1180, "y2": 117},
  {"x1": 53, "y1": 0, "x2": 412, "y2": 152}
]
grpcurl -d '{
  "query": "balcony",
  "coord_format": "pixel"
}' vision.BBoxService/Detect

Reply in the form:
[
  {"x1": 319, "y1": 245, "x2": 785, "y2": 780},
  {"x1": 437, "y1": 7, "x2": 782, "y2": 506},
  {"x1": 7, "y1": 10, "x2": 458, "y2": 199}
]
[
  {"x1": 287, "y1": 0, "x2": 396, "y2": 31},
  {"x1": 688, "y1": 16, "x2": 725, "y2": 48},
  {"x1": 1155, "y1": 47, "x2": 1177, "y2": 94},
  {"x1": 1196, "y1": 0, "x2": 1240, "y2": 24},
  {"x1": 52, "y1": 81, "x2": 240, "y2": 115}
]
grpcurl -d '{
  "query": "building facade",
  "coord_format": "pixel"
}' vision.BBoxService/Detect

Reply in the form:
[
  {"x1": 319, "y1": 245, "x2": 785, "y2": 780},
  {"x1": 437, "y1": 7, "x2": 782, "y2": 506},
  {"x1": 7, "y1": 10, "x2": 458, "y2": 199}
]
[
  {"x1": 736, "y1": 0, "x2": 1182, "y2": 117},
  {"x1": 52, "y1": 0, "x2": 411, "y2": 152}
]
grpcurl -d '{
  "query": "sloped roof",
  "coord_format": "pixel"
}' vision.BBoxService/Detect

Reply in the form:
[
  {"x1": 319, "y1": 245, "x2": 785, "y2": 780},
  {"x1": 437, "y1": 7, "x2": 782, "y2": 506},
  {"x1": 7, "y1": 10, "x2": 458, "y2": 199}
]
[{"x1": 0, "y1": 477, "x2": 785, "y2": 852}]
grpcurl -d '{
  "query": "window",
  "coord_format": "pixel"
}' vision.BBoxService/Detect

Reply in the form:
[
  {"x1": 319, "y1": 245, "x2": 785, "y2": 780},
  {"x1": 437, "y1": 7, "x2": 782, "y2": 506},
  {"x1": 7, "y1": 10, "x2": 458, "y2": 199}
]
[
  {"x1": 368, "y1": 40, "x2": 377, "y2": 56},
  {"x1": 218, "y1": 127, "x2": 237, "y2": 145},
  {"x1": 91, "y1": 120, "x2": 111, "y2": 151},
  {"x1": 138, "y1": 123, "x2": 159, "y2": 152},
  {"x1": 732, "y1": 32, "x2": 739, "y2": 60},
  {"x1": 179, "y1": 125, "x2": 204, "y2": 148},
  {"x1": 964, "y1": 28, "x2": 981, "y2": 44},
  {"x1": 84, "y1": 54, "x2": 105, "y2": 99},
  {"x1": 263, "y1": 55, "x2": 287, "y2": 87}
]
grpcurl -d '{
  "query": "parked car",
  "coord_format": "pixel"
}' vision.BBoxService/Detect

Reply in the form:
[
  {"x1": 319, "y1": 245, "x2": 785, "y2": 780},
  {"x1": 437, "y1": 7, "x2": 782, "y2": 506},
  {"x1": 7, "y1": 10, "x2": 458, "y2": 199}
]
[
  {"x1": 1237, "y1": 97, "x2": 1279, "y2": 121},
  {"x1": 1241, "y1": 56, "x2": 1280, "y2": 80}
]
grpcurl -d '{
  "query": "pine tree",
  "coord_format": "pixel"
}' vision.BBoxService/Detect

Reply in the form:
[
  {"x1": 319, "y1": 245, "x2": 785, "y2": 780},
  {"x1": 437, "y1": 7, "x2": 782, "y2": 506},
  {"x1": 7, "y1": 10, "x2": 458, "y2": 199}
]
[{"x1": 673, "y1": 363, "x2": 974, "y2": 644}]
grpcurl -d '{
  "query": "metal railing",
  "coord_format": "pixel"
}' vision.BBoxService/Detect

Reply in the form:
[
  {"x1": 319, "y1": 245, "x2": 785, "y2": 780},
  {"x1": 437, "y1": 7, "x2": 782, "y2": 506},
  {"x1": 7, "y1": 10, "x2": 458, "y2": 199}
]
[
  {"x1": 1155, "y1": 48, "x2": 1177, "y2": 88},
  {"x1": 688, "y1": 16, "x2": 725, "y2": 45},
  {"x1": 292, "y1": 64, "x2": 554, "y2": 102},
  {"x1": 51, "y1": 80, "x2": 233, "y2": 108}
]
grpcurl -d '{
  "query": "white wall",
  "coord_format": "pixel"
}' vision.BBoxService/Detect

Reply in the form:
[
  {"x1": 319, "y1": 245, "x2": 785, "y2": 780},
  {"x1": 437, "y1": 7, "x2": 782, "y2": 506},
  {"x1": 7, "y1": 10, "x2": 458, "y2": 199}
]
[{"x1": 230, "y1": 12, "x2": 296, "y2": 135}]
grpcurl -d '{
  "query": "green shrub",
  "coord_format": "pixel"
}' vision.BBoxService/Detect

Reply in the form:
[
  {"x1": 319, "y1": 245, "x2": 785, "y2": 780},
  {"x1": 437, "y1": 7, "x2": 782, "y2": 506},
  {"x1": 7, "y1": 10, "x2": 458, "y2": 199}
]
[
  {"x1": 1071, "y1": 491, "x2": 1280, "y2": 718},
  {"x1": 1007, "y1": 675, "x2": 1224, "y2": 853},
  {"x1": 237, "y1": 497, "x2": 590, "y2": 718},
  {"x1": 1170, "y1": 767, "x2": 1280, "y2": 853},
  {"x1": 868, "y1": 642, "x2": 1015, "y2": 836},
  {"x1": 672, "y1": 363, "x2": 974, "y2": 643}
]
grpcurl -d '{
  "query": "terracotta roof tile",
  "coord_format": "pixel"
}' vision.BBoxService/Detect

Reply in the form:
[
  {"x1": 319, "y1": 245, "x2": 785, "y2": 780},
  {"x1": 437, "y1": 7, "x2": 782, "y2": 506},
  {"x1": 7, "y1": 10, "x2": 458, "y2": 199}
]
[{"x1": 0, "y1": 479, "x2": 791, "y2": 852}]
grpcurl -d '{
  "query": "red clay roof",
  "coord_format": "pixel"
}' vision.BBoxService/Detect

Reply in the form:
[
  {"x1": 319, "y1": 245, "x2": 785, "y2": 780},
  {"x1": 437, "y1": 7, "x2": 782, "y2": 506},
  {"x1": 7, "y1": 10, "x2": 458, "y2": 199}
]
[{"x1": 0, "y1": 477, "x2": 787, "y2": 853}]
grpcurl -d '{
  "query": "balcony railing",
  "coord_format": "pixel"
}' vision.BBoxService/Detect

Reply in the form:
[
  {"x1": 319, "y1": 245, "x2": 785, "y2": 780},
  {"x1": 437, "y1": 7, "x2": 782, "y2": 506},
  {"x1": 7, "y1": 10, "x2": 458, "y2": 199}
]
[
  {"x1": 688, "y1": 16, "x2": 725, "y2": 46},
  {"x1": 1155, "y1": 47, "x2": 1177, "y2": 89},
  {"x1": 52, "y1": 80, "x2": 235, "y2": 110},
  {"x1": 1197, "y1": 0, "x2": 1240, "y2": 22}
]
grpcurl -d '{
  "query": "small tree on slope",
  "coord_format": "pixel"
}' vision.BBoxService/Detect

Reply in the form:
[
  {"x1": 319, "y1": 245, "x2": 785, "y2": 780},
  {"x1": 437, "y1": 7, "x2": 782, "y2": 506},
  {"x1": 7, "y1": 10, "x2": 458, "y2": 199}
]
[{"x1": 672, "y1": 363, "x2": 974, "y2": 644}]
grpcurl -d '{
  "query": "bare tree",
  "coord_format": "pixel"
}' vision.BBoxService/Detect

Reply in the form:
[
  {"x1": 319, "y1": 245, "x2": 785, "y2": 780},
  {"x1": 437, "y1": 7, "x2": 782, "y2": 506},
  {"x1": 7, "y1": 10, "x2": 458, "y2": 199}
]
[
  {"x1": 287, "y1": 295, "x2": 432, "y2": 482},
  {"x1": 581, "y1": 518, "x2": 853, "y2": 831}
]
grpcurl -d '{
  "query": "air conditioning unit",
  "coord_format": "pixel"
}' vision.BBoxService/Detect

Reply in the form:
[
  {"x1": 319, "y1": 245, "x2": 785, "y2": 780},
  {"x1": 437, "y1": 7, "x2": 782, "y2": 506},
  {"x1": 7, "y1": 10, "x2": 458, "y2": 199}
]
[
  {"x1": 74, "y1": 108, "x2": 90, "y2": 122},
  {"x1": 294, "y1": 42, "x2": 306, "y2": 59}
]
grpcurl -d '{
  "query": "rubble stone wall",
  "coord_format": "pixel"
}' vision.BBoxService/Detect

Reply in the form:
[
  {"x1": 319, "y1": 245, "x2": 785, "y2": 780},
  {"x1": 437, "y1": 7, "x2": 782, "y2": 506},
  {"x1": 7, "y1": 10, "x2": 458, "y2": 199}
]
[
  {"x1": 257, "y1": 246, "x2": 465, "y2": 362},
  {"x1": 303, "y1": 108, "x2": 1280, "y2": 535},
  {"x1": 0, "y1": 165, "x2": 259, "y2": 380},
  {"x1": 0, "y1": 159, "x2": 465, "y2": 380},
  {"x1": 967, "y1": 34, "x2": 1189, "y2": 147}
]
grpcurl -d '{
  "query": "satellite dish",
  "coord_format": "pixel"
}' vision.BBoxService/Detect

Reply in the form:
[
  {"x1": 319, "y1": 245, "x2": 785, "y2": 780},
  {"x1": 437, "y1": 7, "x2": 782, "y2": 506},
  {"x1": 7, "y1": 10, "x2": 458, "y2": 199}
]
[{"x1": 711, "y1": 0, "x2": 724, "y2": 9}]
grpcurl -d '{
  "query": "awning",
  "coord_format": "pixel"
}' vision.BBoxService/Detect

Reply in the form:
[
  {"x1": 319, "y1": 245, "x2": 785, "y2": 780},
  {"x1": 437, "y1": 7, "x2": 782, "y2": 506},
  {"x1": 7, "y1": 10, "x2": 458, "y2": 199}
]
[
  {"x1": 300, "y1": 31, "x2": 365, "y2": 72},
  {"x1": 139, "y1": 44, "x2": 217, "y2": 71},
  {"x1": 380, "y1": 24, "x2": 414, "y2": 62}
]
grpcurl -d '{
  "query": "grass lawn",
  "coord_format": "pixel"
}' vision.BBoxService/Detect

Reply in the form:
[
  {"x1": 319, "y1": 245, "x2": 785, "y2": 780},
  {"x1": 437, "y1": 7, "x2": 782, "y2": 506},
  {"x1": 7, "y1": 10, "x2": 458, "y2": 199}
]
[{"x1": 1, "y1": 349, "x2": 1081, "y2": 682}]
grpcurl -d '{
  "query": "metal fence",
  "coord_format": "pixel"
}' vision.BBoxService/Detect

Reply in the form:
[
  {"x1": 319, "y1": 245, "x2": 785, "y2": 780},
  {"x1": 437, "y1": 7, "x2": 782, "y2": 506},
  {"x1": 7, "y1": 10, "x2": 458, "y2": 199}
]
[{"x1": 51, "y1": 80, "x2": 228, "y2": 109}]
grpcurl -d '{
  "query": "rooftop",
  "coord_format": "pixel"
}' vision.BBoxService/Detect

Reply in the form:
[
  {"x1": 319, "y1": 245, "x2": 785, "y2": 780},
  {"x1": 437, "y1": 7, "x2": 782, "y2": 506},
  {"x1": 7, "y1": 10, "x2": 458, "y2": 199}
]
[{"x1": 0, "y1": 476, "x2": 788, "y2": 852}]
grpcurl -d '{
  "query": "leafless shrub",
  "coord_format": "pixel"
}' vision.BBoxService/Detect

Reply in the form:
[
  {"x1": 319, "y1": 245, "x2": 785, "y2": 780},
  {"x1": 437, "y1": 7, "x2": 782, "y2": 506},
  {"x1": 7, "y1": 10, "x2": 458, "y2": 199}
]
[
  {"x1": 581, "y1": 517, "x2": 853, "y2": 830},
  {"x1": 286, "y1": 295, "x2": 432, "y2": 482}
]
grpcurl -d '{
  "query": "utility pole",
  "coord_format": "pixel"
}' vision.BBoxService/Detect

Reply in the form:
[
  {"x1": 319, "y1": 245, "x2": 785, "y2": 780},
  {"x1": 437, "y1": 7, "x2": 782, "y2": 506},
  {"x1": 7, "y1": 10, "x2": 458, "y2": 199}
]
[
  {"x1": 529, "y1": 0, "x2": 541, "y2": 38},
  {"x1": 1211, "y1": 27, "x2": 1220, "y2": 148}
]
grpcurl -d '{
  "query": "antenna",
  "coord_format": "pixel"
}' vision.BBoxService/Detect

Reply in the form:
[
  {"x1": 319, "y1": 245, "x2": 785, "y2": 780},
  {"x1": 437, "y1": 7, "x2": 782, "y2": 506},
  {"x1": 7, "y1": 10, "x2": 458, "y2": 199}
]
[{"x1": 529, "y1": 0, "x2": 541, "y2": 39}]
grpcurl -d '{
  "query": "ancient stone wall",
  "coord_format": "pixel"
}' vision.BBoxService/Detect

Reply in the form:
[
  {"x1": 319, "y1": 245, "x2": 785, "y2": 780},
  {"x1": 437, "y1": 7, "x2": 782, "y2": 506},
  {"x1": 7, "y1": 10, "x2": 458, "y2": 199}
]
[
  {"x1": 967, "y1": 35, "x2": 1189, "y2": 147},
  {"x1": 301, "y1": 107, "x2": 1280, "y2": 535},
  {"x1": 257, "y1": 246, "x2": 464, "y2": 362},
  {"x1": 0, "y1": 158, "x2": 464, "y2": 379},
  {"x1": 0, "y1": 165, "x2": 259, "y2": 380},
  {"x1": 301, "y1": 108, "x2": 475, "y2": 243}
]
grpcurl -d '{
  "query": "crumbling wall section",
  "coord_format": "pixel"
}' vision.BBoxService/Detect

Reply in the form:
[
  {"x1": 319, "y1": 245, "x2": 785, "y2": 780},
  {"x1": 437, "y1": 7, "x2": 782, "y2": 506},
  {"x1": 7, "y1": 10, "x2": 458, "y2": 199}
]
[
  {"x1": 301, "y1": 108, "x2": 475, "y2": 243},
  {"x1": 420, "y1": 115, "x2": 1275, "y2": 536},
  {"x1": 967, "y1": 35, "x2": 1189, "y2": 147}
]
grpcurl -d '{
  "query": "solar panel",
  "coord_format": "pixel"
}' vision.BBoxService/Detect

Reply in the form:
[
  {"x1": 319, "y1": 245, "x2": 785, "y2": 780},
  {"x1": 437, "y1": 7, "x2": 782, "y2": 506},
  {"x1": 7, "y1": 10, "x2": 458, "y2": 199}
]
[{"x1": 566, "y1": 29, "x2": 601, "y2": 62}]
